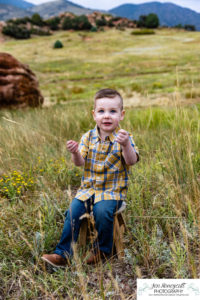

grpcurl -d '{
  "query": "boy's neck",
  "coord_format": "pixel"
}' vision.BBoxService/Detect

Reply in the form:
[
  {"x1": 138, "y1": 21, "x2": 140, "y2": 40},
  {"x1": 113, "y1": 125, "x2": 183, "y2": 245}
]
[
  {"x1": 98, "y1": 127, "x2": 114, "y2": 141},
  {"x1": 100, "y1": 133, "x2": 108, "y2": 142}
]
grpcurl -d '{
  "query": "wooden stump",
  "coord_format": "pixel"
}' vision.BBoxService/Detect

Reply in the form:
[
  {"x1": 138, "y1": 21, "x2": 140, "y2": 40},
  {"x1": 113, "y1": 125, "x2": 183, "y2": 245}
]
[
  {"x1": 113, "y1": 213, "x2": 126, "y2": 260},
  {"x1": 78, "y1": 211, "x2": 126, "y2": 260}
]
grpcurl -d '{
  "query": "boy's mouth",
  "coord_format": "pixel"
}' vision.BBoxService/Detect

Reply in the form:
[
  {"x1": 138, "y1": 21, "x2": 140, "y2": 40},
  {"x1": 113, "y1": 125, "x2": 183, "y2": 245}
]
[{"x1": 103, "y1": 122, "x2": 112, "y2": 126}]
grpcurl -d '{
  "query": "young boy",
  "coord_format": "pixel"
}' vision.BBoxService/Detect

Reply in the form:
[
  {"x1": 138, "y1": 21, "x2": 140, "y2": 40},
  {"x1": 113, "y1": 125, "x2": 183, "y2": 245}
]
[{"x1": 42, "y1": 88, "x2": 139, "y2": 267}]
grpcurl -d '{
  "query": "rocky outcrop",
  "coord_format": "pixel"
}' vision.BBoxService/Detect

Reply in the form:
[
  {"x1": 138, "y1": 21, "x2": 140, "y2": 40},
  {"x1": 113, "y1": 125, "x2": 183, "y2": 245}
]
[
  {"x1": 87, "y1": 12, "x2": 136, "y2": 28},
  {"x1": 0, "y1": 53, "x2": 44, "y2": 108}
]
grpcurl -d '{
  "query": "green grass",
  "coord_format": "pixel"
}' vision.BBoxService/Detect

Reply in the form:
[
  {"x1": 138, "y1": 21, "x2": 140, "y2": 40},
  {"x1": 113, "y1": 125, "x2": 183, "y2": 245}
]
[
  {"x1": 131, "y1": 29, "x2": 155, "y2": 35},
  {"x1": 1, "y1": 28, "x2": 200, "y2": 105},
  {"x1": 0, "y1": 28, "x2": 200, "y2": 298}
]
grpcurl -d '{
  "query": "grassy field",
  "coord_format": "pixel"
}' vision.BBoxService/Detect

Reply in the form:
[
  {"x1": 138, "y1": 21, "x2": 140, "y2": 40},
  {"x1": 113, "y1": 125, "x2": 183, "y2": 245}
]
[
  {"x1": 1, "y1": 28, "x2": 200, "y2": 106},
  {"x1": 0, "y1": 28, "x2": 200, "y2": 299}
]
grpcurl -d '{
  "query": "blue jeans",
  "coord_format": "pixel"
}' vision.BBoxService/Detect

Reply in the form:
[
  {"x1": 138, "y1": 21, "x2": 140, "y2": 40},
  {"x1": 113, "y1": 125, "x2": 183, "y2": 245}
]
[{"x1": 54, "y1": 196, "x2": 122, "y2": 259}]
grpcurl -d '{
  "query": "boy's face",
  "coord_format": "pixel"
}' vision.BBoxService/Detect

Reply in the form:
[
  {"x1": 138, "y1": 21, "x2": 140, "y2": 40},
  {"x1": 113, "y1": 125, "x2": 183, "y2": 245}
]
[{"x1": 92, "y1": 96, "x2": 125, "y2": 136}]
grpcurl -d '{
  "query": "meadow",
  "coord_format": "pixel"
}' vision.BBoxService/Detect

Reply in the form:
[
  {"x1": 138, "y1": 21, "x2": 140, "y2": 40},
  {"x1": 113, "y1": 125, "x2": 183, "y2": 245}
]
[{"x1": 0, "y1": 28, "x2": 200, "y2": 299}]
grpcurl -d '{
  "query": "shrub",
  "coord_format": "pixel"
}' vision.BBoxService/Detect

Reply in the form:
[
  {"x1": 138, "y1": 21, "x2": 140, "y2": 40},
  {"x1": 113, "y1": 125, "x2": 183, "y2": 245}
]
[
  {"x1": 184, "y1": 24, "x2": 196, "y2": 31},
  {"x1": 62, "y1": 16, "x2": 73, "y2": 30},
  {"x1": 62, "y1": 15, "x2": 92, "y2": 30},
  {"x1": 95, "y1": 16, "x2": 107, "y2": 27},
  {"x1": 2, "y1": 24, "x2": 31, "y2": 39},
  {"x1": 30, "y1": 13, "x2": 44, "y2": 27},
  {"x1": 137, "y1": 13, "x2": 159, "y2": 28},
  {"x1": 90, "y1": 26, "x2": 98, "y2": 32},
  {"x1": 46, "y1": 17, "x2": 60, "y2": 30},
  {"x1": 131, "y1": 29, "x2": 155, "y2": 35},
  {"x1": 30, "y1": 28, "x2": 51, "y2": 36},
  {"x1": 137, "y1": 15, "x2": 147, "y2": 27},
  {"x1": 145, "y1": 13, "x2": 160, "y2": 28},
  {"x1": 7, "y1": 17, "x2": 31, "y2": 25},
  {"x1": 107, "y1": 19, "x2": 114, "y2": 27},
  {"x1": 116, "y1": 24, "x2": 125, "y2": 31},
  {"x1": 53, "y1": 40, "x2": 63, "y2": 49},
  {"x1": 112, "y1": 17, "x2": 121, "y2": 22},
  {"x1": 7, "y1": 19, "x2": 14, "y2": 23},
  {"x1": 174, "y1": 24, "x2": 196, "y2": 31},
  {"x1": 76, "y1": 15, "x2": 92, "y2": 30},
  {"x1": 174, "y1": 24, "x2": 184, "y2": 29}
]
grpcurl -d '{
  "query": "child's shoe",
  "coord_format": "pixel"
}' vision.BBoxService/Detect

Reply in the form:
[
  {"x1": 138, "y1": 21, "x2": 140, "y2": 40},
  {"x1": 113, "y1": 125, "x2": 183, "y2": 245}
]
[{"x1": 41, "y1": 254, "x2": 67, "y2": 267}]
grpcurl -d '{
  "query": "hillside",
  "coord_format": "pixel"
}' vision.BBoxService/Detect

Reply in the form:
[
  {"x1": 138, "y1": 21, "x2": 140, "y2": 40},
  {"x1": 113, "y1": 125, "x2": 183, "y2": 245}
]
[
  {"x1": 0, "y1": 4, "x2": 32, "y2": 21},
  {"x1": 30, "y1": 0, "x2": 92, "y2": 19},
  {"x1": 0, "y1": 0, "x2": 34, "y2": 10},
  {"x1": 0, "y1": 0, "x2": 92, "y2": 21},
  {"x1": 109, "y1": 2, "x2": 200, "y2": 30}
]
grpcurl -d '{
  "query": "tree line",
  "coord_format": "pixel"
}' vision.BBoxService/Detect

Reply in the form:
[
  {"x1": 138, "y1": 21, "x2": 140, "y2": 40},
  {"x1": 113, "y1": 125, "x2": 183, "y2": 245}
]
[{"x1": 2, "y1": 12, "x2": 196, "y2": 39}]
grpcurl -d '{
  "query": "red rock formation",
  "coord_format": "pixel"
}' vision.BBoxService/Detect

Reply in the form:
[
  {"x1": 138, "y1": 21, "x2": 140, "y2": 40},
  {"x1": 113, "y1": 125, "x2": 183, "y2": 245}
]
[
  {"x1": 87, "y1": 12, "x2": 136, "y2": 29},
  {"x1": 112, "y1": 18, "x2": 136, "y2": 28},
  {"x1": 0, "y1": 53, "x2": 44, "y2": 108}
]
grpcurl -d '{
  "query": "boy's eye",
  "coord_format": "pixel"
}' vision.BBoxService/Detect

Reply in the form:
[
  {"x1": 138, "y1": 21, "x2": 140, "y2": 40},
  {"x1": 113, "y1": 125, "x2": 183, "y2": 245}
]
[
  {"x1": 110, "y1": 110, "x2": 116, "y2": 113},
  {"x1": 98, "y1": 110, "x2": 104, "y2": 113}
]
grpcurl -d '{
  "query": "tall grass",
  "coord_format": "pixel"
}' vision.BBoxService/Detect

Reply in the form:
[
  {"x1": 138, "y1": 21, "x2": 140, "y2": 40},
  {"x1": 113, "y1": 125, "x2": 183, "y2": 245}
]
[{"x1": 0, "y1": 101, "x2": 199, "y2": 298}]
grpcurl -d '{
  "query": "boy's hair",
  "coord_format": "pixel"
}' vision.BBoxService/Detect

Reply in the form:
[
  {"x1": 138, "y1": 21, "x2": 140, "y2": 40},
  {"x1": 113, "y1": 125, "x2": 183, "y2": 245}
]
[{"x1": 94, "y1": 88, "x2": 123, "y2": 110}]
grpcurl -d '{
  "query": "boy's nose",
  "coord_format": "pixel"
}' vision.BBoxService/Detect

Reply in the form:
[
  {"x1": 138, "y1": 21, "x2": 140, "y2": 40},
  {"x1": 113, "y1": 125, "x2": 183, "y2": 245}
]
[{"x1": 104, "y1": 112, "x2": 110, "y2": 118}]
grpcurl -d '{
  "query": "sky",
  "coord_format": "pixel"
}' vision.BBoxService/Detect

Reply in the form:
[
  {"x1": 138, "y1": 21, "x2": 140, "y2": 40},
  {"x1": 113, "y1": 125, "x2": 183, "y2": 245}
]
[{"x1": 28, "y1": 0, "x2": 200, "y2": 13}]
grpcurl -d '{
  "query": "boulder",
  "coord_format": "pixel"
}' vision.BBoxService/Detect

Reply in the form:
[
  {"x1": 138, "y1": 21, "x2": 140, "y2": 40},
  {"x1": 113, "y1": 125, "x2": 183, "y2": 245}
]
[{"x1": 0, "y1": 52, "x2": 44, "y2": 108}]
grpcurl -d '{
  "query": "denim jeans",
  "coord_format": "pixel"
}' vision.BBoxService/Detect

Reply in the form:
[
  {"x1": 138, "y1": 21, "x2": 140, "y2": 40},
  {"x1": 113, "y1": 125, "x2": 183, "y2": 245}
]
[{"x1": 54, "y1": 196, "x2": 122, "y2": 259}]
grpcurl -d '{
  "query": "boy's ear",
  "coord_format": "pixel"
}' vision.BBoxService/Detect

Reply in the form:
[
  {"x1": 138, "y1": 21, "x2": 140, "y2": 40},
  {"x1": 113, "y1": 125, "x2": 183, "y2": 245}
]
[{"x1": 120, "y1": 110, "x2": 125, "y2": 120}]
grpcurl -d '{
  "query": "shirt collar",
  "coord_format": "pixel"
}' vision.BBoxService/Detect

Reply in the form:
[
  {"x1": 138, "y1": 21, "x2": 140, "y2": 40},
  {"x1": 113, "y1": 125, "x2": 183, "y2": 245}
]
[{"x1": 92, "y1": 125, "x2": 120, "y2": 144}]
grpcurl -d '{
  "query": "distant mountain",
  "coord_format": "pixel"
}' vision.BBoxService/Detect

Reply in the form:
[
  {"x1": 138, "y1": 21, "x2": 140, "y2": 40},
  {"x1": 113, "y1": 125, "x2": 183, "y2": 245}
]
[
  {"x1": 109, "y1": 2, "x2": 200, "y2": 30},
  {"x1": 0, "y1": 0, "x2": 200, "y2": 31},
  {"x1": 0, "y1": 4, "x2": 32, "y2": 21},
  {"x1": 0, "y1": 0, "x2": 34, "y2": 10},
  {"x1": 30, "y1": 0, "x2": 92, "y2": 19},
  {"x1": 0, "y1": 0, "x2": 92, "y2": 21}
]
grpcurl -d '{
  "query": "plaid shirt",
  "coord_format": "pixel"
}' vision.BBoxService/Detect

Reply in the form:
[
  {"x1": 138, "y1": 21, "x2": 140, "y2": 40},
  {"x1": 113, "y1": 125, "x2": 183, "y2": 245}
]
[{"x1": 75, "y1": 126, "x2": 139, "y2": 203}]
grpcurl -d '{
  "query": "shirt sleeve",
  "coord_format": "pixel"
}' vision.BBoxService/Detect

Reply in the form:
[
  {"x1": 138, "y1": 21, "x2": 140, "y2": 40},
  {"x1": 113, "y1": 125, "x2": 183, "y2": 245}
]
[
  {"x1": 78, "y1": 131, "x2": 90, "y2": 159},
  {"x1": 129, "y1": 134, "x2": 140, "y2": 162}
]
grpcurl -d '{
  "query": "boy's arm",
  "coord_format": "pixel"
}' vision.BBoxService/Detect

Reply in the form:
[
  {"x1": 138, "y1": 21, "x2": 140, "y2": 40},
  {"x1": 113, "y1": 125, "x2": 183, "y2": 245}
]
[
  {"x1": 66, "y1": 140, "x2": 85, "y2": 166},
  {"x1": 115, "y1": 129, "x2": 138, "y2": 166}
]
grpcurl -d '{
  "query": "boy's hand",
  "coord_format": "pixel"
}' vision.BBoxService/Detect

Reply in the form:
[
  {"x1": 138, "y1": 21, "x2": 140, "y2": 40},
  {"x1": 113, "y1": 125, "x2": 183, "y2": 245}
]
[
  {"x1": 66, "y1": 140, "x2": 79, "y2": 153},
  {"x1": 115, "y1": 129, "x2": 129, "y2": 147}
]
